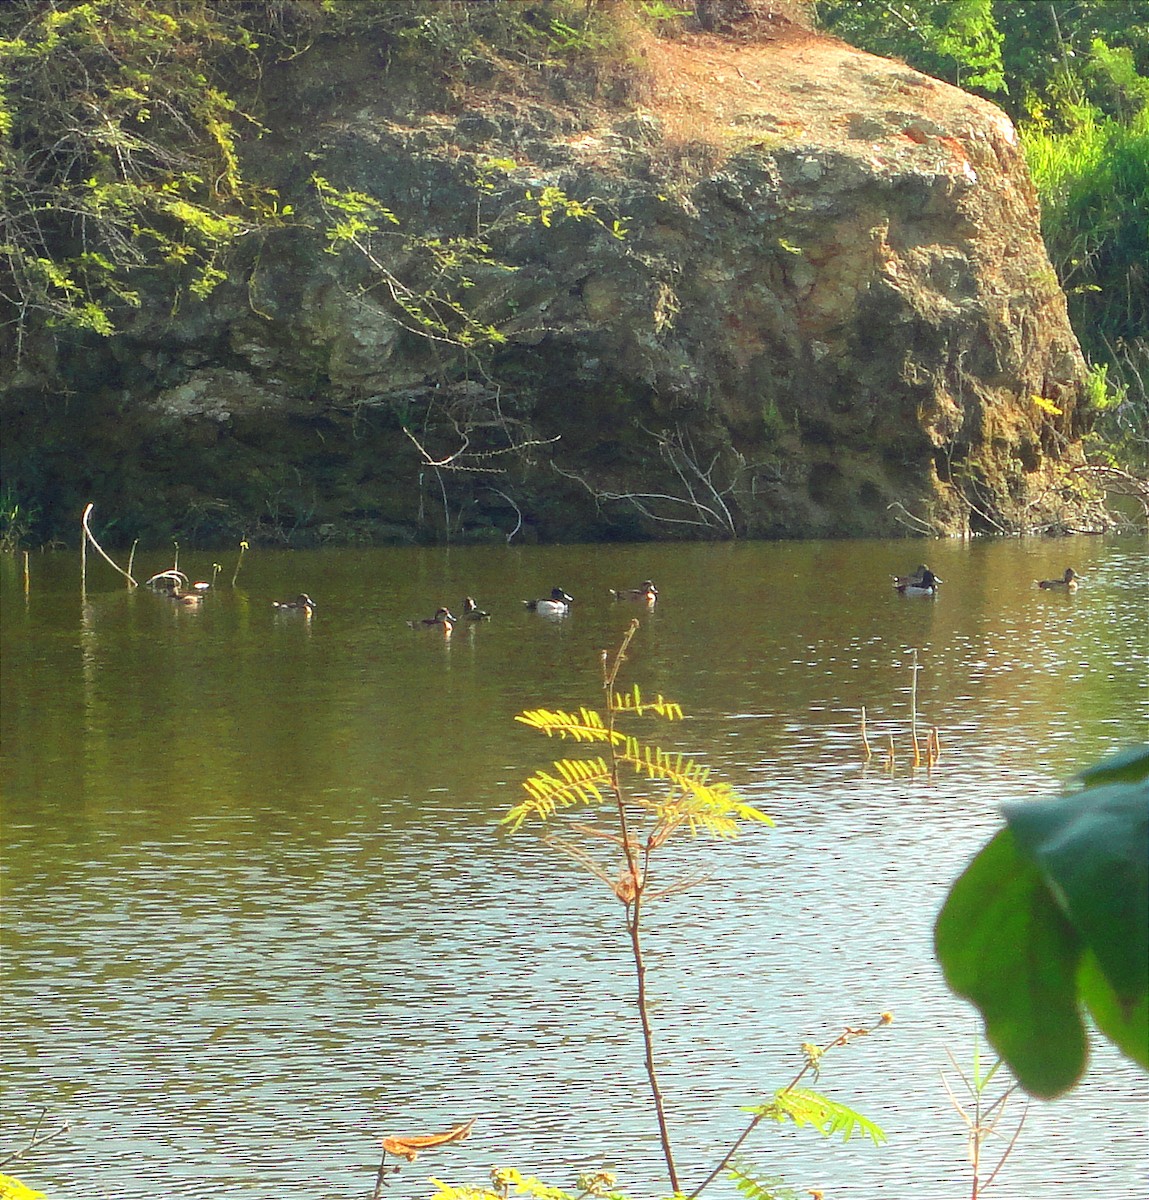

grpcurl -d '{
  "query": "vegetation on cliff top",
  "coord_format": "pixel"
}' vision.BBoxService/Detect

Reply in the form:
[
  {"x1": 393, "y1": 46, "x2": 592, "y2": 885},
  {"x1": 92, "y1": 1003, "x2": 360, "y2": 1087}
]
[
  {"x1": 1, "y1": 1, "x2": 1145, "y2": 548},
  {"x1": 0, "y1": 0, "x2": 647, "y2": 355}
]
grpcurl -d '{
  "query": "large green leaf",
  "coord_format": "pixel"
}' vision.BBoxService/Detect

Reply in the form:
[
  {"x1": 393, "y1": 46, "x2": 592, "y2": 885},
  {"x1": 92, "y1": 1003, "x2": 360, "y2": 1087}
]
[
  {"x1": 934, "y1": 827, "x2": 1087, "y2": 1097},
  {"x1": 1079, "y1": 949, "x2": 1149, "y2": 1070},
  {"x1": 1002, "y1": 778, "x2": 1149, "y2": 1006},
  {"x1": 1076, "y1": 743, "x2": 1149, "y2": 787}
]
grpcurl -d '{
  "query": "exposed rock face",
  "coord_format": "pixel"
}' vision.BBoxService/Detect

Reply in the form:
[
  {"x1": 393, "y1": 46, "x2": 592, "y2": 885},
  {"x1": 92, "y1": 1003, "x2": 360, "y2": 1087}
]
[{"x1": 0, "y1": 19, "x2": 1102, "y2": 545}]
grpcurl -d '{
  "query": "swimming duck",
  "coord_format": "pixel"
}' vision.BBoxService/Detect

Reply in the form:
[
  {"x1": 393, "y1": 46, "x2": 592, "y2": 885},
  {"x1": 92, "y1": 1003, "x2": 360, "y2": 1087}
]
[
  {"x1": 523, "y1": 587, "x2": 573, "y2": 615},
  {"x1": 1038, "y1": 567, "x2": 1079, "y2": 591},
  {"x1": 610, "y1": 581, "x2": 658, "y2": 603},
  {"x1": 893, "y1": 566, "x2": 941, "y2": 595},
  {"x1": 407, "y1": 607, "x2": 455, "y2": 629},
  {"x1": 462, "y1": 597, "x2": 491, "y2": 621},
  {"x1": 273, "y1": 593, "x2": 316, "y2": 612},
  {"x1": 192, "y1": 563, "x2": 222, "y2": 591},
  {"x1": 168, "y1": 586, "x2": 203, "y2": 606},
  {"x1": 892, "y1": 564, "x2": 928, "y2": 589}
]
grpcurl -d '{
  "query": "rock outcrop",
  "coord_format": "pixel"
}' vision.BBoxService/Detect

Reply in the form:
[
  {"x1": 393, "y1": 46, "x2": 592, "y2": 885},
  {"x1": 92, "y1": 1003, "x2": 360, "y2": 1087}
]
[{"x1": 0, "y1": 13, "x2": 1104, "y2": 545}]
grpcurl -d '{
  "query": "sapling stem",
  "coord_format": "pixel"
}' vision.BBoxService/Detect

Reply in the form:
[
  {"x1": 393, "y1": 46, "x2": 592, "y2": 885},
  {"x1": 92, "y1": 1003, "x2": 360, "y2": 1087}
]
[
  {"x1": 371, "y1": 1147, "x2": 404, "y2": 1199},
  {"x1": 941, "y1": 1044, "x2": 1028, "y2": 1199},
  {"x1": 604, "y1": 620, "x2": 681, "y2": 1193}
]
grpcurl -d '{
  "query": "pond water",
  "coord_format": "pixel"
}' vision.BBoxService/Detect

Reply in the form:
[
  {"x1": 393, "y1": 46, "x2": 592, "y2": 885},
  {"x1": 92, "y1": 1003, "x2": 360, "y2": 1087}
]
[{"x1": 1, "y1": 535, "x2": 1146, "y2": 1200}]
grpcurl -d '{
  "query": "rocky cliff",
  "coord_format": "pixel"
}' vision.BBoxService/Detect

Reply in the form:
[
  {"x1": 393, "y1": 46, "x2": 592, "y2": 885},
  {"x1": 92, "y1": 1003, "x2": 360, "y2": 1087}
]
[{"x1": 0, "y1": 7, "x2": 1106, "y2": 546}]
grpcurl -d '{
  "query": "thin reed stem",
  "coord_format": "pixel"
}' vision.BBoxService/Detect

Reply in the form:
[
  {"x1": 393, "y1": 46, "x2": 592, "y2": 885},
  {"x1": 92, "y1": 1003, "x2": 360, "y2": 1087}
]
[
  {"x1": 910, "y1": 648, "x2": 921, "y2": 767},
  {"x1": 231, "y1": 539, "x2": 248, "y2": 587}
]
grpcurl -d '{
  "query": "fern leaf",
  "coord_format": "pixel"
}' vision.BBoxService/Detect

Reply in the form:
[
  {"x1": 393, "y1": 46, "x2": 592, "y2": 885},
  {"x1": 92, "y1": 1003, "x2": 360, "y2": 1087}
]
[
  {"x1": 614, "y1": 741, "x2": 773, "y2": 833},
  {"x1": 515, "y1": 707, "x2": 624, "y2": 744},
  {"x1": 611, "y1": 684, "x2": 684, "y2": 720},
  {"x1": 746, "y1": 1087, "x2": 886, "y2": 1145},
  {"x1": 503, "y1": 757, "x2": 613, "y2": 830},
  {"x1": 725, "y1": 1160, "x2": 801, "y2": 1200}
]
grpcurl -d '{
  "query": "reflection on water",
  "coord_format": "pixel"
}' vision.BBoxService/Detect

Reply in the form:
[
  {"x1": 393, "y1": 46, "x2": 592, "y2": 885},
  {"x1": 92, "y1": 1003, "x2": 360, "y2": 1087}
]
[{"x1": 2, "y1": 536, "x2": 1146, "y2": 1199}]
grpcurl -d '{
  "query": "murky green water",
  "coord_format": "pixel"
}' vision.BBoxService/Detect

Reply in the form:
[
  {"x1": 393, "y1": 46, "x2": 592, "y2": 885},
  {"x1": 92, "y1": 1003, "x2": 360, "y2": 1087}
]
[{"x1": 2, "y1": 536, "x2": 1146, "y2": 1199}]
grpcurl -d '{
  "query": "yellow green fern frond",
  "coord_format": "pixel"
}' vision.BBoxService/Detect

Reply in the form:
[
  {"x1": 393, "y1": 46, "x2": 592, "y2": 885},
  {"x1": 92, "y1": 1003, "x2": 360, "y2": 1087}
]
[
  {"x1": 746, "y1": 1087, "x2": 887, "y2": 1145},
  {"x1": 503, "y1": 757, "x2": 613, "y2": 831},
  {"x1": 723, "y1": 1161, "x2": 794, "y2": 1200},
  {"x1": 611, "y1": 684, "x2": 684, "y2": 720},
  {"x1": 616, "y1": 740, "x2": 773, "y2": 834},
  {"x1": 515, "y1": 707, "x2": 625, "y2": 744}
]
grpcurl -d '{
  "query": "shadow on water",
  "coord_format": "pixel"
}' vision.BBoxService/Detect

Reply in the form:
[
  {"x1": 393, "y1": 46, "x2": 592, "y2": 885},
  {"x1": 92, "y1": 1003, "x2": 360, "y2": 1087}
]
[{"x1": 1, "y1": 536, "x2": 1146, "y2": 1198}]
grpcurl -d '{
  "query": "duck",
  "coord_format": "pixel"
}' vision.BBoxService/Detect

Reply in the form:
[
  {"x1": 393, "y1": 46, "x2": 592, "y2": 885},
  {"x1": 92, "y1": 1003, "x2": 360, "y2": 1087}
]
[
  {"x1": 610, "y1": 581, "x2": 658, "y2": 603},
  {"x1": 462, "y1": 597, "x2": 491, "y2": 621},
  {"x1": 523, "y1": 587, "x2": 573, "y2": 615},
  {"x1": 893, "y1": 565, "x2": 941, "y2": 595},
  {"x1": 168, "y1": 586, "x2": 203, "y2": 606},
  {"x1": 407, "y1": 607, "x2": 455, "y2": 629},
  {"x1": 192, "y1": 563, "x2": 222, "y2": 591},
  {"x1": 1038, "y1": 567, "x2": 1079, "y2": 591},
  {"x1": 273, "y1": 593, "x2": 316, "y2": 612},
  {"x1": 892, "y1": 564, "x2": 929, "y2": 589}
]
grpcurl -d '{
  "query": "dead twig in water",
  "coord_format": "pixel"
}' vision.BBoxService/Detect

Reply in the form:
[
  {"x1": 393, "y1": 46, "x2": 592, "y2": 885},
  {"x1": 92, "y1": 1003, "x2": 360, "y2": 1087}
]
[
  {"x1": 886, "y1": 500, "x2": 939, "y2": 536},
  {"x1": 144, "y1": 570, "x2": 188, "y2": 591},
  {"x1": 81, "y1": 503, "x2": 136, "y2": 588},
  {"x1": 487, "y1": 486, "x2": 524, "y2": 544},
  {"x1": 0, "y1": 1108, "x2": 70, "y2": 1168}
]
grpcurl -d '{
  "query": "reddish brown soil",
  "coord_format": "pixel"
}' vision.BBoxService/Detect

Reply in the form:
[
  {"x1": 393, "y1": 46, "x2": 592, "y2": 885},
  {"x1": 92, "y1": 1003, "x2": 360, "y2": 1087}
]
[{"x1": 637, "y1": 17, "x2": 1002, "y2": 151}]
